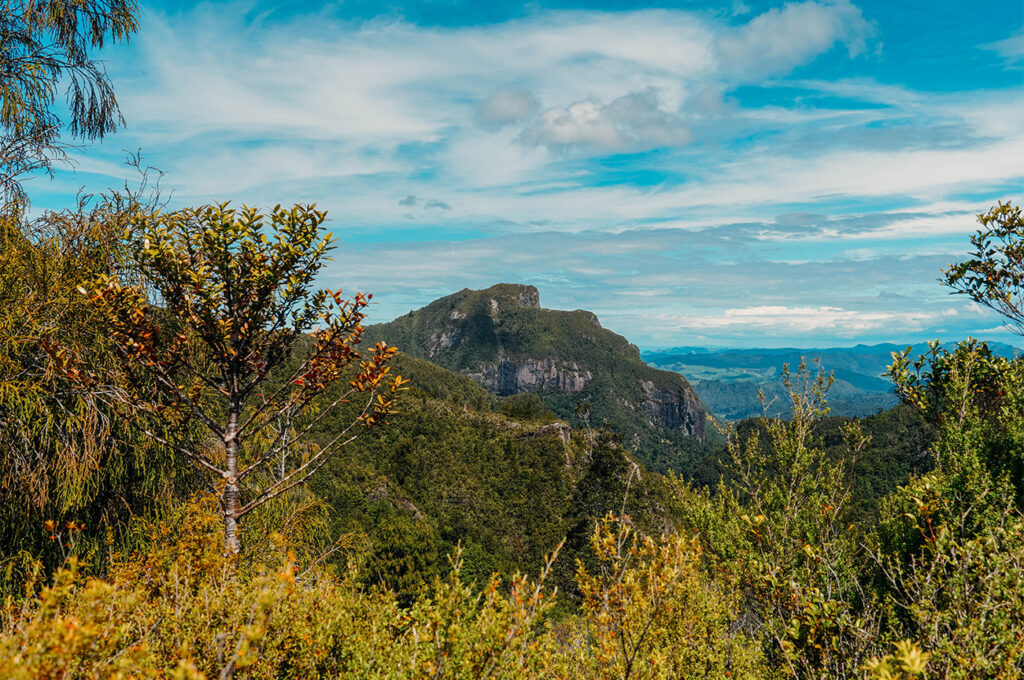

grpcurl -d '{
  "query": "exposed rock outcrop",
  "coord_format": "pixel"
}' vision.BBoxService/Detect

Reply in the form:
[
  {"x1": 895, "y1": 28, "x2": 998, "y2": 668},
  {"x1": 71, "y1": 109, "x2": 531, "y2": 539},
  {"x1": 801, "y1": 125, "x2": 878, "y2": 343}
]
[
  {"x1": 639, "y1": 379, "x2": 705, "y2": 439},
  {"x1": 464, "y1": 358, "x2": 593, "y2": 396},
  {"x1": 427, "y1": 326, "x2": 463, "y2": 355},
  {"x1": 508, "y1": 286, "x2": 540, "y2": 309}
]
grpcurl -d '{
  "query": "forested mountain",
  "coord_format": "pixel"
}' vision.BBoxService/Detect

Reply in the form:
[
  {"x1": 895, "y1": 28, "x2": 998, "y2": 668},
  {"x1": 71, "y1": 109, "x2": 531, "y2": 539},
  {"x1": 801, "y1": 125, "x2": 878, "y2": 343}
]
[
  {"x1": 363, "y1": 283, "x2": 710, "y2": 473},
  {"x1": 643, "y1": 342, "x2": 1022, "y2": 419}
]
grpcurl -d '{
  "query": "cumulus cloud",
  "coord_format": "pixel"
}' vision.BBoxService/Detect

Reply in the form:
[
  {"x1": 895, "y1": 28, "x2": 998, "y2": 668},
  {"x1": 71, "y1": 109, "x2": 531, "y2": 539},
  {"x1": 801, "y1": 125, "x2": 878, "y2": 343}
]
[
  {"x1": 716, "y1": 0, "x2": 875, "y2": 79},
  {"x1": 520, "y1": 88, "x2": 692, "y2": 152},
  {"x1": 475, "y1": 88, "x2": 540, "y2": 130}
]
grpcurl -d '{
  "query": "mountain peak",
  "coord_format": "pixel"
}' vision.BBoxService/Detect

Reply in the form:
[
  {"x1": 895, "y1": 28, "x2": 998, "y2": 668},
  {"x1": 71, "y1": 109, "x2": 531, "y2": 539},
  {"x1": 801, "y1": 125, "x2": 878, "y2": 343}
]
[{"x1": 472, "y1": 283, "x2": 540, "y2": 310}]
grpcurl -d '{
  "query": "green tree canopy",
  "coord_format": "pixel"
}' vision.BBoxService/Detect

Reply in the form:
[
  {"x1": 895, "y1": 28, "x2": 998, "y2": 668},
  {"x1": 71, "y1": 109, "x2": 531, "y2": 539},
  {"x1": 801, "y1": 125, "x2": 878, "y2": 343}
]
[{"x1": 943, "y1": 202, "x2": 1024, "y2": 336}]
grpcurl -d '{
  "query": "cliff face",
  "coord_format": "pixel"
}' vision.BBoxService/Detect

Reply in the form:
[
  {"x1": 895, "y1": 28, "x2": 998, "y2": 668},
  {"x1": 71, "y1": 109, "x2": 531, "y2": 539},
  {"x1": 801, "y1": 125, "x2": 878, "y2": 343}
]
[
  {"x1": 464, "y1": 358, "x2": 593, "y2": 396},
  {"x1": 639, "y1": 379, "x2": 705, "y2": 435},
  {"x1": 364, "y1": 284, "x2": 707, "y2": 463}
]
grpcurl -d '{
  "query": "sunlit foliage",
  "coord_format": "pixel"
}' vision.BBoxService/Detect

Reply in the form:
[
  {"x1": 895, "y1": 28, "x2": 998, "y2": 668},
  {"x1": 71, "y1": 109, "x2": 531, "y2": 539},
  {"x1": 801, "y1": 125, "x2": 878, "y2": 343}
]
[
  {"x1": 0, "y1": 183, "x2": 184, "y2": 596},
  {"x1": 68, "y1": 203, "x2": 408, "y2": 552}
]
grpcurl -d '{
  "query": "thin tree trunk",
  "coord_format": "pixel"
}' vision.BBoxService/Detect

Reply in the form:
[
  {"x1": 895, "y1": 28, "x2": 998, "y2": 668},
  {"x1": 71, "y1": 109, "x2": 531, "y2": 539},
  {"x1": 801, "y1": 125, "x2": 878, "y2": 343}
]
[{"x1": 223, "y1": 404, "x2": 241, "y2": 554}]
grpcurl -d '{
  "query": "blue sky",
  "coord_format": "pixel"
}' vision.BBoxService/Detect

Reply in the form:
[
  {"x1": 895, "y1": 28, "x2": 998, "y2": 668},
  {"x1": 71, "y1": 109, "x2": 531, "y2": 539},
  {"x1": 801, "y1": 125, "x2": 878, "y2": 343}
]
[{"x1": 30, "y1": 0, "x2": 1024, "y2": 347}]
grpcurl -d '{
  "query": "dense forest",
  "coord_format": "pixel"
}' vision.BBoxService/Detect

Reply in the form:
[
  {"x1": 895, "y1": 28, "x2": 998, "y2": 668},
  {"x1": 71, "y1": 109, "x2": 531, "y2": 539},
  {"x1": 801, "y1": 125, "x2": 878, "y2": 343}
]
[{"x1": 2, "y1": 2, "x2": 1023, "y2": 678}]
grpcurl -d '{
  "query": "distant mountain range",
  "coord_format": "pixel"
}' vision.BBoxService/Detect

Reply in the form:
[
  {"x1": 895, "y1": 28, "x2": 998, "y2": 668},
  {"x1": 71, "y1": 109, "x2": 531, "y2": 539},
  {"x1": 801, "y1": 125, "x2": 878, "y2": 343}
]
[{"x1": 642, "y1": 342, "x2": 1022, "y2": 420}]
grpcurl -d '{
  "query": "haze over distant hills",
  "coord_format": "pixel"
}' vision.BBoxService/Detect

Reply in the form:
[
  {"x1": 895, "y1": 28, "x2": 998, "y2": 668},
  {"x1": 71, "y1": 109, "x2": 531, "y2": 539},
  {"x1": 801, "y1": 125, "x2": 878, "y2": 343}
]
[{"x1": 643, "y1": 342, "x2": 1023, "y2": 420}]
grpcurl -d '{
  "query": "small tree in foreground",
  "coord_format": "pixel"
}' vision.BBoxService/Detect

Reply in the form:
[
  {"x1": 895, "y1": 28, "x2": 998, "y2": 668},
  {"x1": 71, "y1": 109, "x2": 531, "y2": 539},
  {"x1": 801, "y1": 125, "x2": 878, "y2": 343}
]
[{"x1": 69, "y1": 202, "x2": 406, "y2": 553}]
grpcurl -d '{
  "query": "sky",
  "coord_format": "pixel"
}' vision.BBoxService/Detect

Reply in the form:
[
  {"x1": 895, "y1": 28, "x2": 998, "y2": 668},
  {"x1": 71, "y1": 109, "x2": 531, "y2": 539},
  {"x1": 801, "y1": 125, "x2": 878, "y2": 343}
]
[{"x1": 29, "y1": 0, "x2": 1024, "y2": 348}]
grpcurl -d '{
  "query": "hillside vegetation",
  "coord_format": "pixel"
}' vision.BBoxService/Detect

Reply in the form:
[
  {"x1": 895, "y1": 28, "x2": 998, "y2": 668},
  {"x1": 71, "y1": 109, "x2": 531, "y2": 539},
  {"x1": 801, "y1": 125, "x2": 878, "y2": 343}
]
[{"x1": 311, "y1": 353, "x2": 684, "y2": 605}]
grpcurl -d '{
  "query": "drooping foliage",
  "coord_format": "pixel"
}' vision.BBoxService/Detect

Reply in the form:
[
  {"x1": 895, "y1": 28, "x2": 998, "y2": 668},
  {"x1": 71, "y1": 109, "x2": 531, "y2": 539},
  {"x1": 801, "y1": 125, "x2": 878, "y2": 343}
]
[
  {"x1": 0, "y1": 184, "x2": 187, "y2": 596},
  {"x1": 0, "y1": 0, "x2": 139, "y2": 206}
]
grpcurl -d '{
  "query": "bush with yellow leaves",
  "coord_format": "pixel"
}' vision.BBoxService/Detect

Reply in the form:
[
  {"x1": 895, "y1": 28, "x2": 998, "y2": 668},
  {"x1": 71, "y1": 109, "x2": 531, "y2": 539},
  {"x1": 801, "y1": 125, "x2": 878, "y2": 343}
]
[
  {"x1": 571, "y1": 514, "x2": 767, "y2": 680},
  {"x1": 1, "y1": 498, "x2": 777, "y2": 679},
  {"x1": 863, "y1": 640, "x2": 928, "y2": 680}
]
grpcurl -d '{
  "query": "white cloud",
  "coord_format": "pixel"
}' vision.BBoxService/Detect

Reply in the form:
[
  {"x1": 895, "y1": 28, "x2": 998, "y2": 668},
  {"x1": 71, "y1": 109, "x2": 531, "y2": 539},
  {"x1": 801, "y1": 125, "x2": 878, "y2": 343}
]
[
  {"x1": 520, "y1": 88, "x2": 692, "y2": 152},
  {"x1": 521, "y1": 101, "x2": 627, "y2": 151},
  {"x1": 680, "y1": 305, "x2": 940, "y2": 334},
  {"x1": 476, "y1": 88, "x2": 540, "y2": 130},
  {"x1": 30, "y1": 2, "x2": 1023, "y2": 348},
  {"x1": 108, "y1": 3, "x2": 872, "y2": 159},
  {"x1": 716, "y1": 0, "x2": 875, "y2": 80},
  {"x1": 50, "y1": 1, "x2": 907, "y2": 217}
]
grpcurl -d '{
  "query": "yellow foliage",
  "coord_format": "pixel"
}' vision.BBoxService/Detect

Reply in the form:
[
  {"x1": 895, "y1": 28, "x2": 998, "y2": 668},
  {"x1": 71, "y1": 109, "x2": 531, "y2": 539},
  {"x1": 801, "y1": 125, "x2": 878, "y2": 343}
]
[
  {"x1": 0, "y1": 503, "x2": 775, "y2": 679},
  {"x1": 573, "y1": 514, "x2": 768, "y2": 680}
]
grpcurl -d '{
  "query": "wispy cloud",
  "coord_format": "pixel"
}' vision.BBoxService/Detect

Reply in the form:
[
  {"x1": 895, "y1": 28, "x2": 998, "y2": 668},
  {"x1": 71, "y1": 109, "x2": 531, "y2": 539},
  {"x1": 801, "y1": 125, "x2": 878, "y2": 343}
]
[
  {"x1": 680, "y1": 305, "x2": 940, "y2": 334},
  {"x1": 476, "y1": 89, "x2": 540, "y2": 130},
  {"x1": 982, "y1": 26, "x2": 1024, "y2": 66},
  {"x1": 716, "y1": 0, "x2": 875, "y2": 79},
  {"x1": 32, "y1": 0, "x2": 1024, "y2": 347}
]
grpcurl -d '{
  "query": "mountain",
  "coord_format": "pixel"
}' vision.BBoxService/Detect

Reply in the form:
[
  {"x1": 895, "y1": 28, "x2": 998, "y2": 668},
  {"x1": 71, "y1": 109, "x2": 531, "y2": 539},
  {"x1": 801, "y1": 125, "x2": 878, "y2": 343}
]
[
  {"x1": 313, "y1": 348, "x2": 936, "y2": 604},
  {"x1": 643, "y1": 342, "x2": 1022, "y2": 420},
  {"x1": 362, "y1": 284, "x2": 709, "y2": 473}
]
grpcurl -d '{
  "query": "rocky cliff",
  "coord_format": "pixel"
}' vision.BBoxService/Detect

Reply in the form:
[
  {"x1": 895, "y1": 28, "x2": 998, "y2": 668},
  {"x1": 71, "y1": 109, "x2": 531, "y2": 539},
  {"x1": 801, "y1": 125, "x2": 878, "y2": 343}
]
[
  {"x1": 363, "y1": 284, "x2": 707, "y2": 469},
  {"x1": 464, "y1": 358, "x2": 593, "y2": 396}
]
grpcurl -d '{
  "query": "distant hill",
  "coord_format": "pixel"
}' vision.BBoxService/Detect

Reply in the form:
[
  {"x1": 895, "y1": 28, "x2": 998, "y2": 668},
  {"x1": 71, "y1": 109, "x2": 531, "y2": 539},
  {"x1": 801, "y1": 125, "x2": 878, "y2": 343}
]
[
  {"x1": 363, "y1": 284, "x2": 709, "y2": 473},
  {"x1": 642, "y1": 342, "x2": 1022, "y2": 420}
]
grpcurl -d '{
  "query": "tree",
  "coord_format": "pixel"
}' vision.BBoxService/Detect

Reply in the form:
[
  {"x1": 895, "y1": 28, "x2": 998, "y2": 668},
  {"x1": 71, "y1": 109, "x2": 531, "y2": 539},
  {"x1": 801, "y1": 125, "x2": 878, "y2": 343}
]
[
  {"x1": 1, "y1": 0, "x2": 138, "y2": 207},
  {"x1": 943, "y1": 201, "x2": 1024, "y2": 336},
  {"x1": 0, "y1": 167, "x2": 183, "y2": 595},
  {"x1": 888, "y1": 202, "x2": 1024, "y2": 513},
  {"x1": 70, "y1": 202, "x2": 407, "y2": 553}
]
